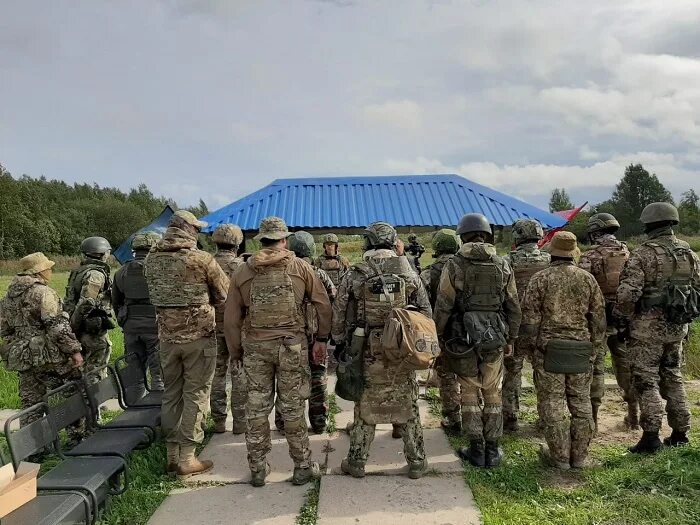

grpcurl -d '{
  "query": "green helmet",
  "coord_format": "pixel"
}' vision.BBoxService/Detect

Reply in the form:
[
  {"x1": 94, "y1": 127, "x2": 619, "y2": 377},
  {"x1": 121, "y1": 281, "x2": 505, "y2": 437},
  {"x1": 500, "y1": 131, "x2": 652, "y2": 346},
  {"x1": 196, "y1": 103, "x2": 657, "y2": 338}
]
[
  {"x1": 639, "y1": 202, "x2": 680, "y2": 225},
  {"x1": 456, "y1": 213, "x2": 491, "y2": 237},
  {"x1": 408, "y1": 233, "x2": 418, "y2": 242},
  {"x1": 431, "y1": 229, "x2": 460, "y2": 255},
  {"x1": 80, "y1": 236, "x2": 111, "y2": 256},
  {"x1": 512, "y1": 219, "x2": 544, "y2": 244},
  {"x1": 212, "y1": 224, "x2": 243, "y2": 246},
  {"x1": 131, "y1": 231, "x2": 160, "y2": 251},
  {"x1": 587, "y1": 213, "x2": 620, "y2": 234},
  {"x1": 288, "y1": 231, "x2": 316, "y2": 258},
  {"x1": 323, "y1": 233, "x2": 339, "y2": 244},
  {"x1": 364, "y1": 221, "x2": 397, "y2": 249}
]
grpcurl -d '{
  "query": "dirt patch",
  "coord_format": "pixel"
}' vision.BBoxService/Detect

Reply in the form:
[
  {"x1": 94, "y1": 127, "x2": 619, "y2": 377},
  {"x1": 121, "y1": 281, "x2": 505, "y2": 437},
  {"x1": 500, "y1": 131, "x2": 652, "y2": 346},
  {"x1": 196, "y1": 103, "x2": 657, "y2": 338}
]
[{"x1": 541, "y1": 468, "x2": 585, "y2": 491}]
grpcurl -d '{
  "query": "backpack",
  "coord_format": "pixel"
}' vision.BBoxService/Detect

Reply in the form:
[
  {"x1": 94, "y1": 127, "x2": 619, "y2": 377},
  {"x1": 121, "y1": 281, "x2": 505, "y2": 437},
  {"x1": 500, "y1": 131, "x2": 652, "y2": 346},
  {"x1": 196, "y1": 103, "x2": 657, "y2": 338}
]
[
  {"x1": 596, "y1": 245, "x2": 628, "y2": 296},
  {"x1": 381, "y1": 307, "x2": 440, "y2": 370},
  {"x1": 357, "y1": 258, "x2": 408, "y2": 329}
]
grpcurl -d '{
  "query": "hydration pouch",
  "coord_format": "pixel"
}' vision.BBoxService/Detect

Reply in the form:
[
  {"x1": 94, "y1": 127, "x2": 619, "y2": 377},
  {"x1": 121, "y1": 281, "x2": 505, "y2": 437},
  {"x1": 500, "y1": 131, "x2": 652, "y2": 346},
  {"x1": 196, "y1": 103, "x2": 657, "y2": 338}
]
[{"x1": 544, "y1": 339, "x2": 593, "y2": 374}]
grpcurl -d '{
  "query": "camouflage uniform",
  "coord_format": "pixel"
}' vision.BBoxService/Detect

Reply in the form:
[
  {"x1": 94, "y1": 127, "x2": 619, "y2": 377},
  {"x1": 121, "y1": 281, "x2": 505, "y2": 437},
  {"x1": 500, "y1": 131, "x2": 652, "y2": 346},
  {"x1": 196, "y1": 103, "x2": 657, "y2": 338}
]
[
  {"x1": 521, "y1": 232, "x2": 606, "y2": 468},
  {"x1": 614, "y1": 224, "x2": 698, "y2": 443},
  {"x1": 579, "y1": 232, "x2": 633, "y2": 427},
  {"x1": 332, "y1": 223, "x2": 432, "y2": 477},
  {"x1": 0, "y1": 253, "x2": 82, "y2": 427},
  {"x1": 210, "y1": 229, "x2": 246, "y2": 432},
  {"x1": 504, "y1": 220, "x2": 550, "y2": 429},
  {"x1": 224, "y1": 218, "x2": 332, "y2": 485},
  {"x1": 145, "y1": 211, "x2": 229, "y2": 476},
  {"x1": 314, "y1": 239, "x2": 350, "y2": 289}
]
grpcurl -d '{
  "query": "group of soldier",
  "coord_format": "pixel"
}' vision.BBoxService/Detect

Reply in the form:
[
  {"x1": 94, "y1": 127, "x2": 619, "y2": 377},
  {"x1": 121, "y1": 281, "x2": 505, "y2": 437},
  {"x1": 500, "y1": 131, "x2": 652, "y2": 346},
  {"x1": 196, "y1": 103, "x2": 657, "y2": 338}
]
[{"x1": 0, "y1": 200, "x2": 697, "y2": 488}]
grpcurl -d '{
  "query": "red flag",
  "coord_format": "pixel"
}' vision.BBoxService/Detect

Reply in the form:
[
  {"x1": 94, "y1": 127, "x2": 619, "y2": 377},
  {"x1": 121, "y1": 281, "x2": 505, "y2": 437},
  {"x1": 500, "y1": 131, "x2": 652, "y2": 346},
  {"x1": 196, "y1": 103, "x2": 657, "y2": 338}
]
[{"x1": 538, "y1": 202, "x2": 588, "y2": 247}]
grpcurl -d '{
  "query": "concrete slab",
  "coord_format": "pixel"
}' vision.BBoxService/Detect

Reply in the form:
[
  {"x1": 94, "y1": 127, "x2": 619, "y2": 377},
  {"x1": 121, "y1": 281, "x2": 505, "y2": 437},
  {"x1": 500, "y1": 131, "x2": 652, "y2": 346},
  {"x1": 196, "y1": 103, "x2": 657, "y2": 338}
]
[
  {"x1": 148, "y1": 483, "x2": 306, "y2": 525},
  {"x1": 0, "y1": 409, "x2": 19, "y2": 432},
  {"x1": 317, "y1": 475, "x2": 480, "y2": 525}
]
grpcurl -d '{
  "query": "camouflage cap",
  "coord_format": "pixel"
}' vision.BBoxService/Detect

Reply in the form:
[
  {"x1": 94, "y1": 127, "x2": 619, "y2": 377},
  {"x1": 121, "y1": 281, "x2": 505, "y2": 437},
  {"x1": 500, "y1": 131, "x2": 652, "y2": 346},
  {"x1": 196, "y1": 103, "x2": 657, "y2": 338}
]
[
  {"x1": 431, "y1": 229, "x2": 460, "y2": 255},
  {"x1": 131, "y1": 231, "x2": 161, "y2": 250},
  {"x1": 19, "y1": 252, "x2": 55, "y2": 275},
  {"x1": 172, "y1": 209, "x2": 207, "y2": 229},
  {"x1": 512, "y1": 218, "x2": 544, "y2": 244},
  {"x1": 549, "y1": 231, "x2": 578, "y2": 258},
  {"x1": 254, "y1": 216, "x2": 293, "y2": 241},
  {"x1": 212, "y1": 224, "x2": 244, "y2": 246},
  {"x1": 323, "y1": 233, "x2": 339, "y2": 244}
]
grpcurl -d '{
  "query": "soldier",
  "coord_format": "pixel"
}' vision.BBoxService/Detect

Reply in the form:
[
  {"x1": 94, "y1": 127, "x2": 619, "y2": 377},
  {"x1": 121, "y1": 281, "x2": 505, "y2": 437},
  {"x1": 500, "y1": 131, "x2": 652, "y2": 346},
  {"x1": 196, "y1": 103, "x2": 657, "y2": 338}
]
[
  {"x1": 275, "y1": 231, "x2": 336, "y2": 434},
  {"x1": 405, "y1": 233, "x2": 426, "y2": 273},
  {"x1": 615, "y1": 203, "x2": 699, "y2": 453},
  {"x1": 579, "y1": 213, "x2": 634, "y2": 430},
  {"x1": 314, "y1": 233, "x2": 349, "y2": 288},
  {"x1": 433, "y1": 213, "x2": 521, "y2": 468},
  {"x1": 64, "y1": 236, "x2": 115, "y2": 377},
  {"x1": 0, "y1": 253, "x2": 83, "y2": 426},
  {"x1": 334, "y1": 222, "x2": 432, "y2": 480},
  {"x1": 224, "y1": 217, "x2": 331, "y2": 487},
  {"x1": 503, "y1": 219, "x2": 550, "y2": 432},
  {"x1": 210, "y1": 224, "x2": 246, "y2": 435},
  {"x1": 111, "y1": 232, "x2": 163, "y2": 405},
  {"x1": 521, "y1": 231, "x2": 606, "y2": 470},
  {"x1": 421, "y1": 229, "x2": 462, "y2": 431},
  {"x1": 144, "y1": 210, "x2": 229, "y2": 479}
]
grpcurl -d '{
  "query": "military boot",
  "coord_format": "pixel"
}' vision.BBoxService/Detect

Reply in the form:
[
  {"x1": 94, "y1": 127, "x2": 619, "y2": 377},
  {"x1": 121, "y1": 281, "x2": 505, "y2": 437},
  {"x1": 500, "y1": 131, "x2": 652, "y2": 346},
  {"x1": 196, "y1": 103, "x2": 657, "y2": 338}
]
[
  {"x1": 176, "y1": 446, "x2": 214, "y2": 480},
  {"x1": 408, "y1": 459, "x2": 427, "y2": 479},
  {"x1": 624, "y1": 403, "x2": 640, "y2": 431},
  {"x1": 440, "y1": 414, "x2": 462, "y2": 433},
  {"x1": 341, "y1": 458, "x2": 366, "y2": 478},
  {"x1": 213, "y1": 420, "x2": 227, "y2": 434},
  {"x1": 663, "y1": 430, "x2": 690, "y2": 448},
  {"x1": 629, "y1": 431, "x2": 662, "y2": 454},
  {"x1": 250, "y1": 462, "x2": 271, "y2": 487},
  {"x1": 458, "y1": 440, "x2": 486, "y2": 468},
  {"x1": 485, "y1": 440, "x2": 504, "y2": 468},
  {"x1": 292, "y1": 462, "x2": 321, "y2": 486},
  {"x1": 538, "y1": 444, "x2": 570, "y2": 471},
  {"x1": 503, "y1": 413, "x2": 519, "y2": 433},
  {"x1": 166, "y1": 443, "x2": 180, "y2": 476},
  {"x1": 392, "y1": 424, "x2": 404, "y2": 439}
]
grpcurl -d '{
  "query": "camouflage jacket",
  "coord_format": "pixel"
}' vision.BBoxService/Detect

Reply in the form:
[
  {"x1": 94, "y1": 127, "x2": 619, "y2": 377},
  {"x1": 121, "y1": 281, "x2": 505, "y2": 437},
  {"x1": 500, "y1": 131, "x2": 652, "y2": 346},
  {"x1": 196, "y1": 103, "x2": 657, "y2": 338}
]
[
  {"x1": 520, "y1": 261, "x2": 606, "y2": 348},
  {"x1": 331, "y1": 249, "x2": 431, "y2": 344},
  {"x1": 506, "y1": 243, "x2": 551, "y2": 302},
  {"x1": 145, "y1": 226, "x2": 229, "y2": 344},
  {"x1": 214, "y1": 250, "x2": 244, "y2": 332},
  {"x1": 0, "y1": 275, "x2": 81, "y2": 373},
  {"x1": 421, "y1": 254, "x2": 453, "y2": 308},
  {"x1": 433, "y1": 243, "x2": 521, "y2": 342},
  {"x1": 579, "y1": 234, "x2": 629, "y2": 304}
]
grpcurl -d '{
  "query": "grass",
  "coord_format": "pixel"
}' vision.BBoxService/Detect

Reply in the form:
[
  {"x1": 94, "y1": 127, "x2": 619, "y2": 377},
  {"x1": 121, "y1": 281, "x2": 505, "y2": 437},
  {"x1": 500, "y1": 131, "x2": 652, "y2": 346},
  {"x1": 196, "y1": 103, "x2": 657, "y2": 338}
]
[
  {"x1": 326, "y1": 393, "x2": 341, "y2": 434},
  {"x1": 296, "y1": 479, "x2": 321, "y2": 525}
]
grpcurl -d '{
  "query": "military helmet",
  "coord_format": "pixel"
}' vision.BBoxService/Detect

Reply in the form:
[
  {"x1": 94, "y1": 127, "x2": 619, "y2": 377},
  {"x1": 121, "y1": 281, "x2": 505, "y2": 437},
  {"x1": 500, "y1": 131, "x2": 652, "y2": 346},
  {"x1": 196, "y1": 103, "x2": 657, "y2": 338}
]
[
  {"x1": 639, "y1": 202, "x2": 680, "y2": 225},
  {"x1": 408, "y1": 233, "x2": 418, "y2": 242},
  {"x1": 431, "y1": 229, "x2": 460, "y2": 255},
  {"x1": 364, "y1": 221, "x2": 397, "y2": 249},
  {"x1": 456, "y1": 213, "x2": 491, "y2": 237},
  {"x1": 512, "y1": 219, "x2": 544, "y2": 244},
  {"x1": 587, "y1": 213, "x2": 620, "y2": 234},
  {"x1": 322, "y1": 233, "x2": 339, "y2": 244},
  {"x1": 212, "y1": 224, "x2": 243, "y2": 246},
  {"x1": 80, "y1": 236, "x2": 111, "y2": 255},
  {"x1": 131, "y1": 231, "x2": 160, "y2": 251},
  {"x1": 288, "y1": 231, "x2": 316, "y2": 258}
]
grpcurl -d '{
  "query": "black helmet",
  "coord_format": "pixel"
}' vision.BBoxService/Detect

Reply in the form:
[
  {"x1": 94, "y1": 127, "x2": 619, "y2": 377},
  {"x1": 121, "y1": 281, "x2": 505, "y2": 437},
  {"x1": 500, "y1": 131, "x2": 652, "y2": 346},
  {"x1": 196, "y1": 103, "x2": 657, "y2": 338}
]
[
  {"x1": 639, "y1": 202, "x2": 680, "y2": 225},
  {"x1": 80, "y1": 236, "x2": 111, "y2": 256},
  {"x1": 456, "y1": 213, "x2": 491, "y2": 237}
]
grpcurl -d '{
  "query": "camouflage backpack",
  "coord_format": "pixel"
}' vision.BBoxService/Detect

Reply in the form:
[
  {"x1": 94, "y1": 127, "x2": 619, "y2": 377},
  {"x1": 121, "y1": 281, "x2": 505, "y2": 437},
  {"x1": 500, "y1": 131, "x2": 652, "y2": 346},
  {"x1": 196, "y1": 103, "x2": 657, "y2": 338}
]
[
  {"x1": 592, "y1": 244, "x2": 628, "y2": 296},
  {"x1": 249, "y1": 263, "x2": 301, "y2": 330}
]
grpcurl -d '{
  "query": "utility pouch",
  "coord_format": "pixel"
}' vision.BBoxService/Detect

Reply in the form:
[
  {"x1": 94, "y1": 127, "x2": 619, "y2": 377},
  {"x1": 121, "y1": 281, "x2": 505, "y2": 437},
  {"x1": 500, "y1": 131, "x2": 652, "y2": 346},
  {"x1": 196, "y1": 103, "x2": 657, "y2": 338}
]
[
  {"x1": 336, "y1": 328, "x2": 366, "y2": 402},
  {"x1": 544, "y1": 339, "x2": 593, "y2": 374},
  {"x1": 444, "y1": 338, "x2": 479, "y2": 377}
]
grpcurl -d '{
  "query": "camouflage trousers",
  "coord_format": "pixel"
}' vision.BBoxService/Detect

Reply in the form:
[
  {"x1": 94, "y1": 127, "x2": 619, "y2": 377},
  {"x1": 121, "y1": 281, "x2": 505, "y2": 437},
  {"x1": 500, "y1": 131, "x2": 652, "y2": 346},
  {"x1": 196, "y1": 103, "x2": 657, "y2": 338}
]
[
  {"x1": 503, "y1": 338, "x2": 533, "y2": 418},
  {"x1": 80, "y1": 331, "x2": 112, "y2": 382},
  {"x1": 243, "y1": 337, "x2": 312, "y2": 471},
  {"x1": 435, "y1": 354, "x2": 461, "y2": 424},
  {"x1": 590, "y1": 343, "x2": 606, "y2": 409},
  {"x1": 457, "y1": 351, "x2": 504, "y2": 441},
  {"x1": 18, "y1": 368, "x2": 73, "y2": 426},
  {"x1": 123, "y1": 331, "x2": 163, "y2": 405},
  {"x1": 210, "y1": 333, "x2": 247, "y2": 426},
  {"x1": 607, "y1": 334, "x2": 635, "y2": 406},
  {"x1": 160, "y1": 335, "x2": 217, "y2": 447},
  {"x1": 629, "y1": 328, "x2": 691, "y2": 433},
  {"x1": 347, "y1": 401, "x2": 425, "y2": 466},
  {"x1": 533, "y1": 355, "x2": 594, "y2": 465}
]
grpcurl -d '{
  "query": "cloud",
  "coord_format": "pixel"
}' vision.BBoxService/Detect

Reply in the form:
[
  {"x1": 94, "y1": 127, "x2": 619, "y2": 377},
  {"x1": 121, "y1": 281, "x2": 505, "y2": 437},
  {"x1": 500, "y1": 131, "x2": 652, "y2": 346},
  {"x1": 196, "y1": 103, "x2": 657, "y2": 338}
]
[{"x1": 360, "y1": 100, "x2": 423, "y2": 132}]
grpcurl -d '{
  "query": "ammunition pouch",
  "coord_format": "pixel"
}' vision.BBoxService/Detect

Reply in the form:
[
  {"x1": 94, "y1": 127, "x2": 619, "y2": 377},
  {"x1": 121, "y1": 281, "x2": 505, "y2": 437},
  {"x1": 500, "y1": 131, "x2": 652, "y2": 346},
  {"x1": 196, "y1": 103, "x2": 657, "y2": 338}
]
[
  {"x1": 543, "y1": 339, "x2": 593, "y2": 374},
  {"x1": 335, "y1": 333, "x2": 365, "y2": 402}
]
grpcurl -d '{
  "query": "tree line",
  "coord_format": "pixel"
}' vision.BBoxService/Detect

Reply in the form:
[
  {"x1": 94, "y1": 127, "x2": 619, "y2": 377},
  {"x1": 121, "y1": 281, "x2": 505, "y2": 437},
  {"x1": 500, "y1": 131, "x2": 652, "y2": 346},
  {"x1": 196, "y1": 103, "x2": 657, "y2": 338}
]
[{"x1": 549, "y1": 164, "x2": 700, "y2": 240}]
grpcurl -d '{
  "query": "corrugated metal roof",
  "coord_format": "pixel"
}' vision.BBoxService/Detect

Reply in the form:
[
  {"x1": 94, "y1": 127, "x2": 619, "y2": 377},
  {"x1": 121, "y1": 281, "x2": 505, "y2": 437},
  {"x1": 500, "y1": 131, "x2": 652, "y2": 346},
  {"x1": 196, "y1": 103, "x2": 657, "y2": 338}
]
[{"x1": 200, "y1": 175, "x2": 567, "y2": 232}]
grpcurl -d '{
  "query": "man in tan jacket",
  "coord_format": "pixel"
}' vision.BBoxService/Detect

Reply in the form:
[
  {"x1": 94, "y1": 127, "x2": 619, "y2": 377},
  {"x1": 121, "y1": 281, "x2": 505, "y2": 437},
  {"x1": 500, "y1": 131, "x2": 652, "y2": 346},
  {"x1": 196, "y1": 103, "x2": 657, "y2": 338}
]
[{"x1": 225, "y1": 216, "x2": 332, "y2": 488}]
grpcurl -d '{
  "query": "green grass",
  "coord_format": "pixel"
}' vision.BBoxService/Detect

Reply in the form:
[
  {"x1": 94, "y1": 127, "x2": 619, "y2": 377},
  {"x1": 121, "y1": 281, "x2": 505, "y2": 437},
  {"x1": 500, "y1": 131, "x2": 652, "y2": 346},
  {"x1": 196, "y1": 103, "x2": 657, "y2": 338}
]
[
  {"x1": 326, "y1": 393, "x2": 341, "y2": 434},
  {"x1": 295, "y1": 479, "x2": 321, "y2": 525}
]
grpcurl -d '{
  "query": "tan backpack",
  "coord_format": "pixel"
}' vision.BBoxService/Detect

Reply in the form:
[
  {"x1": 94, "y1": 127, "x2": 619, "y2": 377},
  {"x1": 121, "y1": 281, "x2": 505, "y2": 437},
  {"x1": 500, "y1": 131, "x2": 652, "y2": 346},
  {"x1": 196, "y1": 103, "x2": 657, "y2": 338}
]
[{"x1": 381, "y1": 307, "x2": 440, "y2": 370}]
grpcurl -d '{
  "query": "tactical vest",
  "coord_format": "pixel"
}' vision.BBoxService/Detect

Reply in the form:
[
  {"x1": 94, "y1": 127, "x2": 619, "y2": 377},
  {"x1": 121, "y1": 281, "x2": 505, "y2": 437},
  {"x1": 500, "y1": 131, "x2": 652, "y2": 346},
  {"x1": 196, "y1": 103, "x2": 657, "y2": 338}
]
[
  {"x1": 63, "y1": 260, "x2": 111, "y2": 315},
  {"x1": 214, "y1": 251, "x2": 243, "y2": 279},
  {"x1": 248, "y1": 263, "x2": 301, "y2": 330},
  {"x1": 317, "y1": 256, "x2": 343, "y2": 286},
  {"x1": 145, "y1": 251, "x2": 210, "y2": 307},
  {"x1": 428, "y1": 257, "x2": 451, "y2": 307},
  {"x1": 509, "y1": 249, "x2": 549, "y2": 301},
  {"x1": 453, "y1": 252, "x2": 507, "y2": 313},
  {"x1": 118, "y1": 259, "x2": 155, "y2": 318},
  {"x1": 356, "y1": 257, "x2": 412, "y2": 329},
  {"x1": 592, "y1": 244, "x2": 628, "y2": 296}
]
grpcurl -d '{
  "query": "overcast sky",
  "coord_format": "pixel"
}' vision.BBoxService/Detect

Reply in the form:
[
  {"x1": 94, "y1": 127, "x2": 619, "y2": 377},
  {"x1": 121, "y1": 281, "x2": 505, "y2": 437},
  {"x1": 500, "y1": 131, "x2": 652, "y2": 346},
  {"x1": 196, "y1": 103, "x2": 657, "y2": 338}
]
[{"x1": 2, "y1": 0, "x2": 699, "y2": 212}]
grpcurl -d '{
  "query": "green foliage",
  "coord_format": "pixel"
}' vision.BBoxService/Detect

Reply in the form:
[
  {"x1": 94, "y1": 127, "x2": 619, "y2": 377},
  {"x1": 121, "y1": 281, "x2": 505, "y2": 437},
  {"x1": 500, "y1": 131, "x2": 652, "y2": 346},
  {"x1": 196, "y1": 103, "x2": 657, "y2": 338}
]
[
  {"x1": 679, "y1": 189, "x2": 700, "y2": 235},
  {"x1": 549, "y1": 188, "x2": 574, "y2": 212},
  {"x1": 296, "y1": 479, "x2": 321, "y2": 525}
]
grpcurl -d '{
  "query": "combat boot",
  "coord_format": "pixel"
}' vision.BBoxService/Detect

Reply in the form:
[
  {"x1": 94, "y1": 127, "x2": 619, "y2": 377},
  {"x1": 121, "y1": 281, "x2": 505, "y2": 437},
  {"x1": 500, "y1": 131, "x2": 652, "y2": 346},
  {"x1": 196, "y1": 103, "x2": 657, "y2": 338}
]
[
  {"x1": 176, "y1": 446, "x2": 214, "y2": 480},
  {"x1": 341, "y1": 458, "x2": 365, "y2": 478},
  {"x1": 624, "y1": 403, "x2": 640, "y2": 431},
  {"x1": 440, "y1": 415, "x2": 462, "y2": 433},
  {"x1": 166, "y1": 443, "x2": 180, "y2": 476},
  {"x1": 392, "y1": 424, "x2": 404, "y2": 439},
  {"x1": 458, "y1": 440, "x2": 485, "y2": 468},
  {"x1": 538, "y1": 444, "x2": 570, "y2": 471},
  {"x1": 629, "y1": 431, "x2": 662, "y2": 454},
  {"x1": 408, "y1": 459, "x2": 427, "y2": 479},
  {"x1": 292, "y1": 462, "x2": 320, "y2": 485},
  {"x1": 663, "y1": 430, "x2": 690, "y2": 447},
  {"x1": 231, "y1": 420, "x2": 246, "y2": 435},
  {"x1": 250, "y1": 462, "x2": 271, "y2": 487},
  {"x1": 485, "y1": 440, "x2": 503, "y2": 468},
  {"x1": 503, "y1": 413, "x2": 519, "y2": 433},
  {"x1": 213, "y1": 420, "x2": 227, "y2": 434}
]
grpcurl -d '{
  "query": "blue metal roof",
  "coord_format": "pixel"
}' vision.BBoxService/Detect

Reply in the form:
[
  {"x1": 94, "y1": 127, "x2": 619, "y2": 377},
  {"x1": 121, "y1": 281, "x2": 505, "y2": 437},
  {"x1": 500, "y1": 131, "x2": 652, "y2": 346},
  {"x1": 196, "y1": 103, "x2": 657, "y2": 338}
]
[{"x1": 200, "y1": 175, "x2": 566, "y2": 232}]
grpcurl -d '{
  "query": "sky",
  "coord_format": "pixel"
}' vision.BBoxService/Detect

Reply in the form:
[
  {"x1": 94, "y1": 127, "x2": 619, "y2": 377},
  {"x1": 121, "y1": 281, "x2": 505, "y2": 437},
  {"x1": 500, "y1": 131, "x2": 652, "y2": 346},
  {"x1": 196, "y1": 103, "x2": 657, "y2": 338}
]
[{"x1": 1, "y1": 0, "x2": 699, "y2": 212}]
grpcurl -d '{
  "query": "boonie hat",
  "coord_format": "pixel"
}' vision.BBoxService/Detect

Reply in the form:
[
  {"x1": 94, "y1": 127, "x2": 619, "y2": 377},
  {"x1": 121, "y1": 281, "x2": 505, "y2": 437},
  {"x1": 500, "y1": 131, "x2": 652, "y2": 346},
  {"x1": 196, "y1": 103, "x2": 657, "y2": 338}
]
[
  {"x1": 549, "y1": 231, "x2": 578, "y2": 258},
  {"x1": 19, "y1": 252, "x2": 55, "y2": 275},
  {"x1": 172, "y1": 209, "x2": 207, "y2": 229},
  {"x1": 254, "y1": 216, "x2": 293, "y2": 241}
]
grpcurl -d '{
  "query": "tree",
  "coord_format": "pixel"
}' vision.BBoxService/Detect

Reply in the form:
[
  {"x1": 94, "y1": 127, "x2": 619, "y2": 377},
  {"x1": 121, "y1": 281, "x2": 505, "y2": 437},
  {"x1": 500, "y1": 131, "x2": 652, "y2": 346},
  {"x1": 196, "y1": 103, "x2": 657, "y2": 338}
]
[
  {"x1": 187, "y1": 198, "x2": 209, "y2": 219},
  {"x1": 549, "y1": 188, "x2": 573, "y2": 212},
  {"x1": 679, "y1": 189, "x2": 700, "y2": 234}
]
